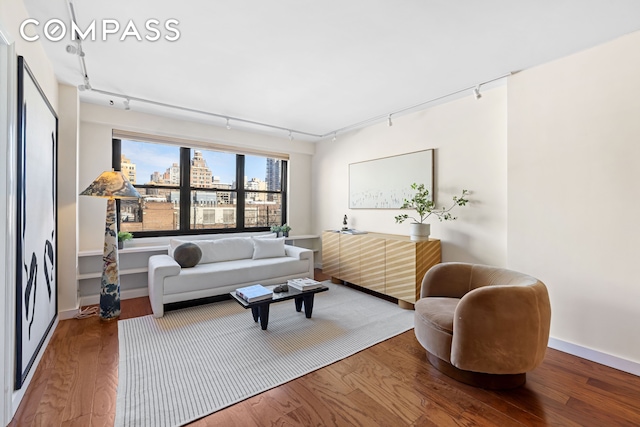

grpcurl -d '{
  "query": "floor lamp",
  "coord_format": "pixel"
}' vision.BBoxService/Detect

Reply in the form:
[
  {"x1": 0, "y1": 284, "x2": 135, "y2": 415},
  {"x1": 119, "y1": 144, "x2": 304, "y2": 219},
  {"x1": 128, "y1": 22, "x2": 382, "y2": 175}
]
[{"x1": 80, "y1": 170, "x2": 140, "y2": 320}]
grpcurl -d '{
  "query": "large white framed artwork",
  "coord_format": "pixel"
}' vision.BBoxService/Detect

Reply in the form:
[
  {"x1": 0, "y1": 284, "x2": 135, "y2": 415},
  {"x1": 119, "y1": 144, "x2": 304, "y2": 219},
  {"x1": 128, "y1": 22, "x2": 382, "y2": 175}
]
[
  {"x1": 15, "y1": 56, "x2": 58, "y2": 390},
  {"x1": 349, "y1": 149, "x2": 434, "y2": 209}
]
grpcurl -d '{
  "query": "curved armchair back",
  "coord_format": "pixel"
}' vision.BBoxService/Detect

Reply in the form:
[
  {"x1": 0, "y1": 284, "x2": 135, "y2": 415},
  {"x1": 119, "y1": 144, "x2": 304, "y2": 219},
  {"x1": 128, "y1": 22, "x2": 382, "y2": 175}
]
[
  {"x1": 421, "y1": 262, "x2": 541, "y2": 298},
  {"x1": 418, "y1": 262, "x2": 551, "y2": 375}
]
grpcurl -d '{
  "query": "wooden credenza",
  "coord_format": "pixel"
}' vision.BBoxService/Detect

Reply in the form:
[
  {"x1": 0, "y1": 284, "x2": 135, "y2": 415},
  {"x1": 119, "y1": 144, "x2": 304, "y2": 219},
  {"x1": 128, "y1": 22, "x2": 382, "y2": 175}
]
[{"x1": 321, "y1": 231, "x2": 441, "y2": 305}]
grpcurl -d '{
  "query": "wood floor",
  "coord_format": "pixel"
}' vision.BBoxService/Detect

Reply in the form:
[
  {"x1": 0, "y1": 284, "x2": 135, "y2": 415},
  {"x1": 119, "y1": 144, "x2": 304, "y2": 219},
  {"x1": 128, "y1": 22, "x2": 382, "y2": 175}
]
[{"x1": 10, "y1": 271, "x2": 640, "y2": 426}]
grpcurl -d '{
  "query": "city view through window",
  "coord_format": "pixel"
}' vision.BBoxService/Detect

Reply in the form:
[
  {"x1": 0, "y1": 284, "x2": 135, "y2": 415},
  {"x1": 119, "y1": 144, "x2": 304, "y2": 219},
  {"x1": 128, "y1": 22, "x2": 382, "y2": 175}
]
[{"x1": 117, "y1": 139, "x2": 285, "y2": 234}]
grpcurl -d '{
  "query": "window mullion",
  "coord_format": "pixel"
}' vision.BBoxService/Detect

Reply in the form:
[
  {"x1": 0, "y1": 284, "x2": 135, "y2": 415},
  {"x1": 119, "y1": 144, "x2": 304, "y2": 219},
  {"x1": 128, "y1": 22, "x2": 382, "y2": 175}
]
[
  {"x1": 237, "y1": 154, "x2": 245, "y2": 230},
  {"x1": 281, "y1": 160, "x2": 288, "y2": 225},
  {"x1": 179, "y1": 147, "x2": 191, "y2": 231}
]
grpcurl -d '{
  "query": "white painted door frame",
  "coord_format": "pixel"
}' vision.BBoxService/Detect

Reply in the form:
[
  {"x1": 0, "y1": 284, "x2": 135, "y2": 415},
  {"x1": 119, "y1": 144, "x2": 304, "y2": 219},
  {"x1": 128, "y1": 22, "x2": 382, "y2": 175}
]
[{"x1": 0, "y1": 20, "x2": 17, "y2": 426}]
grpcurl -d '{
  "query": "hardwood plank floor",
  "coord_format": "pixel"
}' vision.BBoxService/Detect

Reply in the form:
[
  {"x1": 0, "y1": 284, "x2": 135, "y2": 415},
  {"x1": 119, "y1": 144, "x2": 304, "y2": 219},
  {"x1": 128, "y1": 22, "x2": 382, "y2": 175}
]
[{"x1": 10, "y1": 270, "x2": 640, "y2": 426}]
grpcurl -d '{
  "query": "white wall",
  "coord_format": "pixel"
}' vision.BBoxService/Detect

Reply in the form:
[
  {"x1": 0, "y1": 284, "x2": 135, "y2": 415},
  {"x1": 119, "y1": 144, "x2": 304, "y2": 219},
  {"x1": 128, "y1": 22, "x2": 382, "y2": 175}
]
[
  {"x1": 312, "y1": 85, "x2": 508, "y2": 266},
  {"x1": 0, "y1": 23, "x2": 15, "y2": 427},
  {"x1": 57, "y1": 85, "x2": 80, "y2": 315},
  {"x1": 508, "y1": 31, "x2": 640, "y2": 368}
]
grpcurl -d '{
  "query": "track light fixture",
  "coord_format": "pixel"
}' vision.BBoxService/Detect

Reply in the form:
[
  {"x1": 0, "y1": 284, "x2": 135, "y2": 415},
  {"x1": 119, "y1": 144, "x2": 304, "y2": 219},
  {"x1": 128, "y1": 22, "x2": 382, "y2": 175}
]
[
  {"x1": 65, "y1": 44, "x2": 85, "y2": 57},
  {"x1": 124, "y1": 98, "x2": 130, "y2": 110},
  {"x1": 387, "y1": 114, "x2": 393, "y2": 127},
  {"x1": 473, "y1": 85, "x2": 482, "y2": 100},
  {"x1": 332, "y1": 132, "x2": 337, "y2": 142},
  {"x1": 226, "y1": 118, "x2": 231, "y2": 130},
  {"x1": 288, "y1": 130, "x2": 293, "y2": 141},
  {"x1": 77, "y1": 76, "x2": 91, "y2": 92}
]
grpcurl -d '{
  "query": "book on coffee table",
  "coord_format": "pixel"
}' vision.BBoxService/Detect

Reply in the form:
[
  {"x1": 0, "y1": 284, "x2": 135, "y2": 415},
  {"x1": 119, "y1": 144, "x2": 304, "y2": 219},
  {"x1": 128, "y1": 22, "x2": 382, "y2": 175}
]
[
  {"x1": 235, "y1": 284, "x2": 273, "y2": 303},
  {"x1": 287, "y1": 278, "x2": 323, "y2": 291}
]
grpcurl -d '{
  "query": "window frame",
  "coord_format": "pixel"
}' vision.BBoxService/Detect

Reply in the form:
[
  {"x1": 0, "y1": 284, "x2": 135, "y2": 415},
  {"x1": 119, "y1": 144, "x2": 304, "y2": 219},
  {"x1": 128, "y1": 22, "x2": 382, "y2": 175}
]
[{"x1": 113, "y1": 138, "x2": 288, "y2": 237}]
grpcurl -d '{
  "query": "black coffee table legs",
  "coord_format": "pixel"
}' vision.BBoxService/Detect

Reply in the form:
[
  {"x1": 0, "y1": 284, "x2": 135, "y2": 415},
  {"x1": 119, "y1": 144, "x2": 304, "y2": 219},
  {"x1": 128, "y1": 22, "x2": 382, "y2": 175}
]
[
  {"x1": 251, "y1": 304, "x2": 270, "y2": 330},
  {"x1": 294, "y1": 294, "x2": 314, "y2": 318},
  {"x1": 252, "y1": 294, "x2": 316, "y2": 330}
]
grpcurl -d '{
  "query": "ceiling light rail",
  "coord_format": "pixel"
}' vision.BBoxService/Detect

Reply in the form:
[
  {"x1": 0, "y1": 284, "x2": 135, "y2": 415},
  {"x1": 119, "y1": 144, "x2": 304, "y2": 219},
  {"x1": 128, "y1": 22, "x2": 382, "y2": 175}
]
[
  {"x1": 90, "y1": 88, "x2": 321, "y2": 138},
  {"x1": 66, "y1": 0, "x2": 90, "y2": 85},
  {"x1": 326, "y1": 73, "x2": 513, "y2": 138},
  {"x1": 88, "y1": 73, "x2": 512, "y2": 141}
]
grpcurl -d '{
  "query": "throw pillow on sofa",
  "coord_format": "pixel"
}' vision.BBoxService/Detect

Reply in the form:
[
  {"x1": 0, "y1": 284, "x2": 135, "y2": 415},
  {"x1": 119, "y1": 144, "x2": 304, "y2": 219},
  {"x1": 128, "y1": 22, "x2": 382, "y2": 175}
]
[
  {"x1": 252, "y1": 233, "x2": 277, "y2": 239},
  {"x1": 169, "y1": 237, "x2": 255, "y2": 264},
  {"x1": 173, "y1": 242, "x2": 202, "y2": 268},
  {"x1": 206, "y1": 237, "x2": 255, "y2": 262},
  {"x1": 252, "y1": 237, "x2": 286, "y2": 259}
]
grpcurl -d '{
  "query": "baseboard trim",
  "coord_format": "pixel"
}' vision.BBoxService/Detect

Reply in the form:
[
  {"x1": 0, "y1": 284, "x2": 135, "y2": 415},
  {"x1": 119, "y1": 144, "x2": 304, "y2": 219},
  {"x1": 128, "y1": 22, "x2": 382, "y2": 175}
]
[
  {"x1": 548, "y1": 337, "x2": 640, "y2": 376},
  {"x1": 76, "y1": 288, "x2": 149, "y2": 310},
  {"x1": 59, "y1": 288, "x2": 150, "y2": 320}
]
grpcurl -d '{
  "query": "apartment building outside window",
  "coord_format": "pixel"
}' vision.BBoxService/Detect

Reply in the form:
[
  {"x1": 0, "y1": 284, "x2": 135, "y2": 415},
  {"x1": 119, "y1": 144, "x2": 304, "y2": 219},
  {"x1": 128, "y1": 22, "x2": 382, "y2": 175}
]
[{"x1": 113, "y1": 137, "x2": 288, "y2": 237}]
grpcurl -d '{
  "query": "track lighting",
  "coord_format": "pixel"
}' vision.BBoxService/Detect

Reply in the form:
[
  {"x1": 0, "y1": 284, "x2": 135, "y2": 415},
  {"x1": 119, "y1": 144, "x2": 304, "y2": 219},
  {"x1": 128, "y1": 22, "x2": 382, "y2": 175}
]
[
  {"x1": 332, "y1": 133, "x2": 337, "y2": 142},
  {"x1": 387, "y1": 114, "x2": 393, "y2": 127},
  {"x1": 473, "y1": 85, "x2": 482, "y2": 100},
  {"x1": 288, "y1": 130, "x2": 293, "y2": 141},
  {"x1": 65, "y1": 44, "x2": 84, "y2": 57},
  {"x1": 78, "y1": 77, "x2": 91, "y2": 92},
  {"x1": 124, "y1": 98, "x2": 130, "y2": 110},
  {"x1": 226, "y1": 118, "x2": 231, "y2": 130}
]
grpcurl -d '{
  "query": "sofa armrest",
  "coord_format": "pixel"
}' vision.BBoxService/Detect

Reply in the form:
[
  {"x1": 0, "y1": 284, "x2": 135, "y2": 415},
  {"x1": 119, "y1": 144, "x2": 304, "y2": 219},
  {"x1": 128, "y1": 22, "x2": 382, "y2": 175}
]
[
  {"x1": 285, "y1": 245, "x2": 315, "y2": 278},
  {"x1": 285, "y1": 244, "x2": 312, "y2": 260},
  {"x1": 148, "y1": 254, "x2": 181, "y2": 318},
  {"x1": 451, "y1": 283, "x2": 551, "y2": 374}
]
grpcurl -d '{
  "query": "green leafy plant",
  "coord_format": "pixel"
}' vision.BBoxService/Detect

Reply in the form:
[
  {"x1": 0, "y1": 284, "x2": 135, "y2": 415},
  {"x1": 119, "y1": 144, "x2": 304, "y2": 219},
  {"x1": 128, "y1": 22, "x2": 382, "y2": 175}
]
[
  {"x1": 118, "y1": 231, "x2": 134, "y2": 242},
  {"x1": 280, "y1": 224, "x2": 291, "y2": 233},
  {"x1": 394, "y1": 183, "x2": 469, "y2": 224},
  {"x1": 270, "y1": 225, "x2": 282, "y2": 233}
]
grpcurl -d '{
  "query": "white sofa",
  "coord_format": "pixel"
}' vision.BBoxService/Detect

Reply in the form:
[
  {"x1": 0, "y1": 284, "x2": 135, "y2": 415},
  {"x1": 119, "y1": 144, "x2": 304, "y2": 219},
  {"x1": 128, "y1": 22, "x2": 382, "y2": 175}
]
[{"x1": 148, "y1": 234, "x2": 314, "y2": 317}]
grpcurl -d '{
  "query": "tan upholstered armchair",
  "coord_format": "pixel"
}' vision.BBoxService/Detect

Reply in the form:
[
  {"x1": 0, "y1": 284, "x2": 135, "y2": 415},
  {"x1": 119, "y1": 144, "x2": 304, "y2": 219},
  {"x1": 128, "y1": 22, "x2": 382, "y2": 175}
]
[{"x1": 414, "y1": 262, "x2": 551, "y2": 388}]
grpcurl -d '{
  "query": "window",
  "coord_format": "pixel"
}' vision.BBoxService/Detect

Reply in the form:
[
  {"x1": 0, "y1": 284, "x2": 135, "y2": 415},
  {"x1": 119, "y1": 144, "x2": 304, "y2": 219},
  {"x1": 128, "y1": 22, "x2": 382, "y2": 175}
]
[
  {"x1": 114, "y1": 138, "x2": 287, "y2": 237},
  {"x1": 244, "y1": 155, "x2": 284, "y2": 228}
]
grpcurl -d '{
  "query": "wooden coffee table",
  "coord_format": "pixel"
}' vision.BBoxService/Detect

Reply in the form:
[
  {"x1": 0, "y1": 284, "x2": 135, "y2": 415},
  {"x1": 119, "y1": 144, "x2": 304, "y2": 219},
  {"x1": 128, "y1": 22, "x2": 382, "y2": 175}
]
[{"x1": 230, "y1": 284, "x2": 329, "y2": 330}]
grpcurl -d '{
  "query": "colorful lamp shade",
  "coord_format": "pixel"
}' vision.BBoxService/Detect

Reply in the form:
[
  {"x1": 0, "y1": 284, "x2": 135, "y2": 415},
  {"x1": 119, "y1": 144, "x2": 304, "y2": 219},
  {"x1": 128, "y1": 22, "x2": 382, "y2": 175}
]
[
  {"x1": 80, "y1": 170, "x2": 140, "y2": 320},
  {"x1": 80, "y1": 170, "x2": 140, "y2": 199}
]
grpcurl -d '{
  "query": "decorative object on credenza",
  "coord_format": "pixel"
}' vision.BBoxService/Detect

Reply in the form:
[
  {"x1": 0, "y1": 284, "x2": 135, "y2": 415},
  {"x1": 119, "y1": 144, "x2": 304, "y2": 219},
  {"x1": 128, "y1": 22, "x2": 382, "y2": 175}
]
[
  {"x1": 117, "y1": 231, "x2": 133, "y2": 249},
  {"x1": 15, "y1": 56, "x2": 59, "y2": 390},
  {"x1": 342, "y1": 214, "x2": 349, "y2": 231},
  {"x1": 395, "y1": 183, "x2": 469, "y2": 241},
  {"x1": 80, "y1": 170, "x2": 140, "y2": 320},
  {"x1": 280, "y1": 224, "x2": 291, "y2": 237}
]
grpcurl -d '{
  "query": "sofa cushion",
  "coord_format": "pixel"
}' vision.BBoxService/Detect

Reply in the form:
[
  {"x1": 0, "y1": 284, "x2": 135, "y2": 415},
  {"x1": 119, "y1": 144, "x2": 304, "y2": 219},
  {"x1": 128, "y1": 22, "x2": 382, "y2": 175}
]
[
  {"x1": 163, "y1": 257, "x2": 310, "y2": 295},
  {"x1": 173, "y1": 243, "x2": 202, "y2": 268},
  {"x1": 253, "y1": 233, "x2": 276, "y2": 239},
  {"x1": 252, "y1": 238, "x2": 286, "y2": 259},
  {"x1": 170, "y1": 237, "x2": 254, "y2": 264},
  {"x1": 414, "y1": 297, "x2": 460, "y2": 363},
  {"x1": 205, "y1": 237, "x2": 255, "y2": 263}
]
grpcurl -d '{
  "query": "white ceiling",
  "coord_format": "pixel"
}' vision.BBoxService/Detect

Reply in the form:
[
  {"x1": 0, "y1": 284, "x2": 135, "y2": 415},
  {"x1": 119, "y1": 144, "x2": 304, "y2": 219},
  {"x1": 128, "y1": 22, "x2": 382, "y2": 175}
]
[{"x1": 23, "y1": 0, "x2": 640, "y2": 140}]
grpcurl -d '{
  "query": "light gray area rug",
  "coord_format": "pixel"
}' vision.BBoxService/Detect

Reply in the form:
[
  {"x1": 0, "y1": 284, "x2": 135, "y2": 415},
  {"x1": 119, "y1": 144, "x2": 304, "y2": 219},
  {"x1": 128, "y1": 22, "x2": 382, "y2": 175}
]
[{"x1": 115, "y1": 282, "x2": 415, "y2": 427}]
